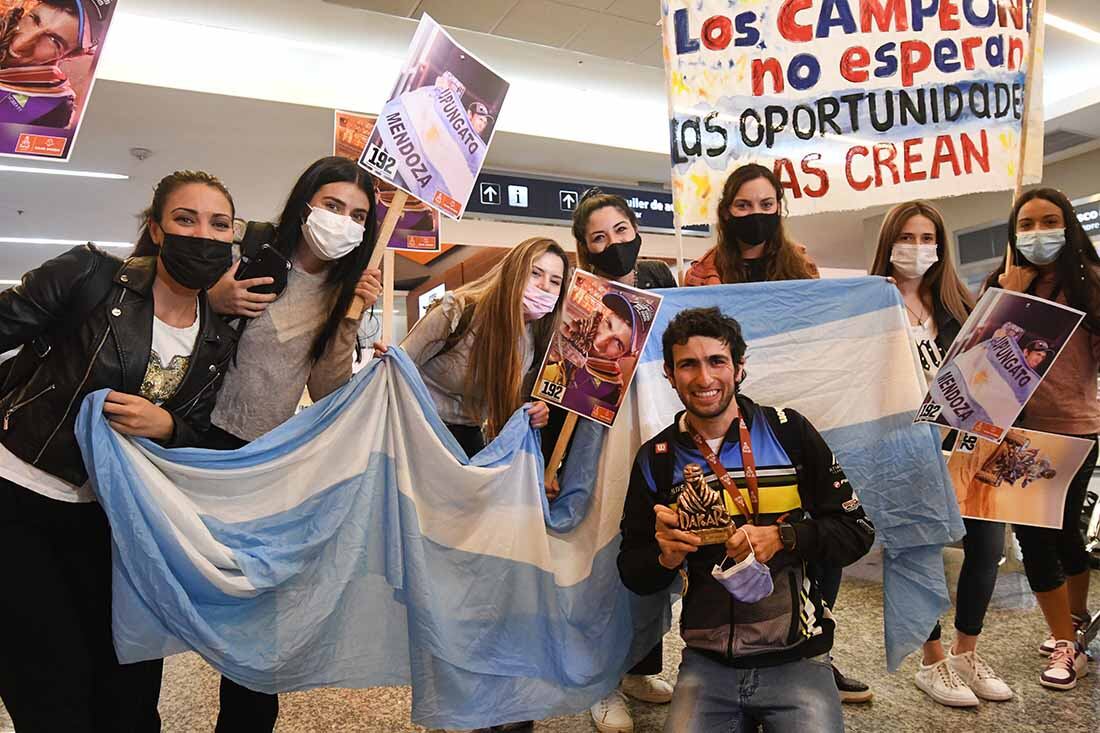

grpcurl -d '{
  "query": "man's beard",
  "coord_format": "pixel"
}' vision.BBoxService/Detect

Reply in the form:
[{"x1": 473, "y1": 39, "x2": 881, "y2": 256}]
[{"x1": 680, "y1": 385, "x2": 735, "y2": 420}]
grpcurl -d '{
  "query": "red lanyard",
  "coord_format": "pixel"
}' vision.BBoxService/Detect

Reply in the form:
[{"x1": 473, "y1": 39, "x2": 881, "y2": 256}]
[{"x1": 687, "y1": 415, "x2": 760, "y2": 525}]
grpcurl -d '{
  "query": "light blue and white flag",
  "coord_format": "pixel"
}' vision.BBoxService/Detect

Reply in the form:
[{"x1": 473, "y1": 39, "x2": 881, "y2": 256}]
[
  {"x1": 76, "y1": 349, "x2": 666, "y2": 729},
  {"x1": 76, "y1": 277, "x2": 962, "y2": 729},
  {"x1": 634, "y1": 277, "x2": 965, "y2": 671}
]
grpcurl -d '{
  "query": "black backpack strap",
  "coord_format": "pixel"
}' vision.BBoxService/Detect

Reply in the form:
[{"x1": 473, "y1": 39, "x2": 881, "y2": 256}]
[
  {"x1": 758, "y1": 404, "x2": 804, "y2": 470},
  {"x1": 649, "y1": 428, "x2": 676, "y2": 499}
]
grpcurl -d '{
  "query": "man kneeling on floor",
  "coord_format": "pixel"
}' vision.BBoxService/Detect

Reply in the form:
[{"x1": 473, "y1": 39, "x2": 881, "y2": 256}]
[{"x1": 618, "y1": 307, "x2": 876, "y2": 733}]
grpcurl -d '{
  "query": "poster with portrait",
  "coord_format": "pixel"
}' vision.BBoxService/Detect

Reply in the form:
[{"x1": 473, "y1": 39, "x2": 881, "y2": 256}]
[
  {"x1": 949, "y1": 429, "x2": 1094, "y2": 529},
  {"x1": 532, "y1": 270, "x2": 662, "y2": 427},
  {"x1": 914, "y1": 288, "x2": 1084, "y2": 442},
  {"x1": 334, "y1": 110, "x2": 440, "y2": 252},
  {"x1": 0, "y1": 0, "x2": 118, "y2": 161},
  {"x1": 357, "y1": 13, "x2": 509, "y2": 219}
]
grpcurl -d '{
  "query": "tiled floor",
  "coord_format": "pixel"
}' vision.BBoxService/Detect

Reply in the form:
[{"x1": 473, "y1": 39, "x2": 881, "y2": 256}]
[{"x1": 3, "y1": 549, "x2": 1098, "y2": 732}]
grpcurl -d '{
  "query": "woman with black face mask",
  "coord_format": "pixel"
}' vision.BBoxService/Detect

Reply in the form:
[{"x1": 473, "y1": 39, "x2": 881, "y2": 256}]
[
  {"x1": 0, "y1": 170, "x2": 238, "y2": 731},
  {"x1": 538, "y1": 189, "x2": 675, "y2": 733},
  {"x1": 572, "y1": 188, "x2": 676, "y2": 289},
  {"x1": 682, "y1": 163, "x2": 870, "y2": 704},
  {"x1": 684, "y1": 163, "x2": 819, "y2": 286}
]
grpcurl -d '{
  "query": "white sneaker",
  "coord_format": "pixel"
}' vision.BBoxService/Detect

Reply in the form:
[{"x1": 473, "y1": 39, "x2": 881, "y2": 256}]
[
  {"x1": 1040, "y1": 641, "x2": 1088, "y2": 690},
  {"x1": 948, "y1": 649, "x2": 1013, "y2": 701},
  {"x1": 590, "y1": 690, "x2": 633, "y2": 733},
  {"x1": 620, "y1": 674, "x2": 673, "y2": 704},
  {"x1": 914, "y1": 657, "x2": 979, "y2": 707}
]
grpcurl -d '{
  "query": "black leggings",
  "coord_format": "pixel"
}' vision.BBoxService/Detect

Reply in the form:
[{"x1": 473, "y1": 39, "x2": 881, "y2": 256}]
[
  {"x1": 205, "y1": 425, "x2": 281, "y2": 733},
  {"x1": 928, "y1": 517, "x2": 1005, "y2": 640},
  {"x1": 1014, "y1": 435, "x2": 1098, "y2": 594},
  {"x1": 446, "y1": 421, "x2": 486, "y2": 458},
  {"x1": 0, "y1": 477, "x2": 162, "y2": 732}
]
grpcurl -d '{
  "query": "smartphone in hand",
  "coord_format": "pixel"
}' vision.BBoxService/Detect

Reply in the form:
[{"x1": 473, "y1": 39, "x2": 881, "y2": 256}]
[{"x1": 235, "y1": 242, "x2": 291, "y2": 296}]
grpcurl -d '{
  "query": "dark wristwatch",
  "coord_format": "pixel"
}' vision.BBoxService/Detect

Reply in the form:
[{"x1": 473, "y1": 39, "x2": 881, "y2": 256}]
[{"x1": 778, "y1": 522, "x2": 797, "y2": 551}]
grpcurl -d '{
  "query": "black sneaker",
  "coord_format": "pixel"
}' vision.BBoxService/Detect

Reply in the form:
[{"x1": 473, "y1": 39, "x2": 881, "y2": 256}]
[{"x1": 832, "y1": 663, "x2": 873, "y2": 703}]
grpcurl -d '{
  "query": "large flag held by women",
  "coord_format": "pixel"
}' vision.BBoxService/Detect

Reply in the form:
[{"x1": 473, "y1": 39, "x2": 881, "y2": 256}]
[{"x1": 77, "y1": 277, "x2": 961, "y2": 728}]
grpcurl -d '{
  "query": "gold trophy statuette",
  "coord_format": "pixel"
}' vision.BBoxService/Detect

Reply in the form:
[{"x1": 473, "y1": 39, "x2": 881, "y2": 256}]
[{"x1": 675, "y1": 463, "x2": 733, "y2": 545}]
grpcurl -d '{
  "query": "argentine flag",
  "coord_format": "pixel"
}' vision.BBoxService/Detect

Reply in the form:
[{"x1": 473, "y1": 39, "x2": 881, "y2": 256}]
[
  {"x1": 635, "y1": 277, "x2": 965, "y2": 671},
  {"x1": 76, "y1": 277, "x2": 961, "y2": 728}
]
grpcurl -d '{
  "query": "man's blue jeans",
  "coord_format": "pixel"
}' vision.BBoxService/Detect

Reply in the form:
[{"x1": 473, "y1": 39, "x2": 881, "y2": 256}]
[{"x1": 664, "y1": 648, "x2": 844, "y2": 733}]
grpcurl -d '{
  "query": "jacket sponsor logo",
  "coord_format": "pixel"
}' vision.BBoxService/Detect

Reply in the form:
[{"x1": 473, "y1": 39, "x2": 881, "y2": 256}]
[
  {"x1": 655, "y1": 442, "x2": 668, "y2": 454},
  {"x1": 842, "y1": 497, "x2": 861, "y2": 512}
]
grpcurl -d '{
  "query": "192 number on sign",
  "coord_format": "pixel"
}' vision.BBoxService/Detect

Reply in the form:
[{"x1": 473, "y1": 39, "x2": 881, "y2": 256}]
[
  {"x1": 363, "y1": 144, "x2": 396, "y2": 176},
  {"x1": 537, "y1": 379, "x2": 565, "y2": 402},
  {"x1": 916, "y1": 400, "x2": 942, "y2": 422}
]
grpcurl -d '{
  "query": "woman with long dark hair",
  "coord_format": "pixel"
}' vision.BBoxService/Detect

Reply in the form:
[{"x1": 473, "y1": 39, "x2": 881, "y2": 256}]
[
  {"x1": 554, "y1": 189, "x2": 675, "y2": 732},
  {"x1": 982, "y1": 188, "x2": 1100, "y2": 691},
  {"x1": 872, "y1": 202, "x2": 1015, "y2": 707},
  {"x1": 207, "y1": 155, "x2": 382, "y2": 444},
  {"x1": 203, "y1": 156, "x2": 383, "y2": 731},
  {"x1": 0, "y1": 169, "x2": 237, "y2": 730},
  {"x1": 684, "y1": 163, "x2": 818, "y2": 286}
]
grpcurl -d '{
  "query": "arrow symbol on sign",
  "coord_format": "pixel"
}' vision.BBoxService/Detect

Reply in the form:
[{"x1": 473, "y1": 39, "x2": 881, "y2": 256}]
[
  {"x1": 483, "y1": 185, "x2": 498, "y2": 202},
  {"x1": 560, "y1": 191, "x2": 577, "y2": 209}
]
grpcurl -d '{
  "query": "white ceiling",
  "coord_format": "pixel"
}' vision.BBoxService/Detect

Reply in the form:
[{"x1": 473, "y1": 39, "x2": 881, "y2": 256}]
[
  {"x1": 3, "y1": 0, "x2": 1100, "y2": 282},
  {"x1": 328, "y1": 0, "x2": 663, "y2": 66}
]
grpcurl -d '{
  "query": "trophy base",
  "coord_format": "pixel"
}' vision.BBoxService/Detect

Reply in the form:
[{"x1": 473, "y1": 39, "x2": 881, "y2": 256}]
[{"x1": 690, "y1": 525, "x2": 733, "y2": 545}]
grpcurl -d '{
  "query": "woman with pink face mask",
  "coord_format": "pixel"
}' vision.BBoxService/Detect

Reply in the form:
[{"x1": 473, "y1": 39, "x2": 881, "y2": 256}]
[
  {"x1": 871, "y1": 202, "x2": 1018, "y2": 708},
  {"x1": 401, "y1": 236, "x2": 569, "y2": 459}
]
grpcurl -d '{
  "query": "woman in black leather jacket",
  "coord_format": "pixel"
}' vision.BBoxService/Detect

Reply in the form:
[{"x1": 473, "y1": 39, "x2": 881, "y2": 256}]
[{"x1": 0, "y1": 170, "x2": 238, "y2": 732}]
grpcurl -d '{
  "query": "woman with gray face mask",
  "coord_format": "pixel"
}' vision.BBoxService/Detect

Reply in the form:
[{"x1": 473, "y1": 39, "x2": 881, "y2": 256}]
[
  {"x1": 203, "y1": 156, "x2": 383, "y2": 732},
  {"x1": 982, "y1": 187, "x2": 1100, "y2": 692}
]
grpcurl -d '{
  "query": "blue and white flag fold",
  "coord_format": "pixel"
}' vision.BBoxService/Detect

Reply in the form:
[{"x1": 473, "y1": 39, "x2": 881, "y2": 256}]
[
  {"x1": 77, "y1": 277, "x2": 961, "y2": 728},
  {"x1": 77, "y1": 349, "x2": 664, "y2": 729}
]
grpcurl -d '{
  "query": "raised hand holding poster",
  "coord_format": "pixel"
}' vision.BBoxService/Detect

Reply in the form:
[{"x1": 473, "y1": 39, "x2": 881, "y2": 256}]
[
  {"x1": 0, "y1": 0, "x2": 118, "y2": 161},
  {"x1": 334, "y1": 110, "x2": 440, "y2": 252},
  {"x1": 358, "y1": 14, "x2": 509, "y2": 220},
  {"x1": 533, "y1": 270, "x2": 663, "y2": 428},
  {"x1": 914, "y1": 288, "x2": 1083, "y2": 442},
  {"x1": 662, "y1": 0, "x2": 1046, "y2": 222}
]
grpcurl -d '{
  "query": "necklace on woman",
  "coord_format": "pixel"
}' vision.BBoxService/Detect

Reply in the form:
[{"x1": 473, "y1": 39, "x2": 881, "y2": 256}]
[{"x1": 904, "y1": 301, "x2": 927, "y2": 325}]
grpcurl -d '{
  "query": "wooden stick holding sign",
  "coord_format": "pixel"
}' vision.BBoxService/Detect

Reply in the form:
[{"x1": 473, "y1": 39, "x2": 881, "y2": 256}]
[
  {"x1": 346, "y1": 188, "x2": 409, "y2": 321},
  {"x1": 1006, "y1": 0, "x2": 1046, "y2": 279},
  {"x1": 544, "y1": 412, "x2": 578, "y2": 491}
]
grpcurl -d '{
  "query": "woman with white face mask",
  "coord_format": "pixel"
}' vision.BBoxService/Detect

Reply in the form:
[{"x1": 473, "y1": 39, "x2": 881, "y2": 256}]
[
  {"x1": 871, "y1": 203, "x2": 1017, "y2": 708},
  {"x1": 983, "y1": 188, "x2": 1100, "y2": 692},
  {"x1": 203, "y1": 156, "x2": 382, "y2": 732}
]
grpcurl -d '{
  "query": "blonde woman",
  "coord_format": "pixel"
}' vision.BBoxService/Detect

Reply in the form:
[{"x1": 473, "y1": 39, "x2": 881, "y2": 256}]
[
  {"x1": 871, "y1": 201, "x2": 1013, "y2": 707},
  {"x1": 401, "y1": 237, "x2": 569, "y2": 458}
]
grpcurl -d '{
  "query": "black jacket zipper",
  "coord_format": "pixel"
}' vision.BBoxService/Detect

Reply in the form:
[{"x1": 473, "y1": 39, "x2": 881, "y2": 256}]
[
  {"x1": 3, "y1": 384, "x2": 56, "y2": 430},
  {"x1": 33, "y1": 298, "x2": 116, "y2": 463}
]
